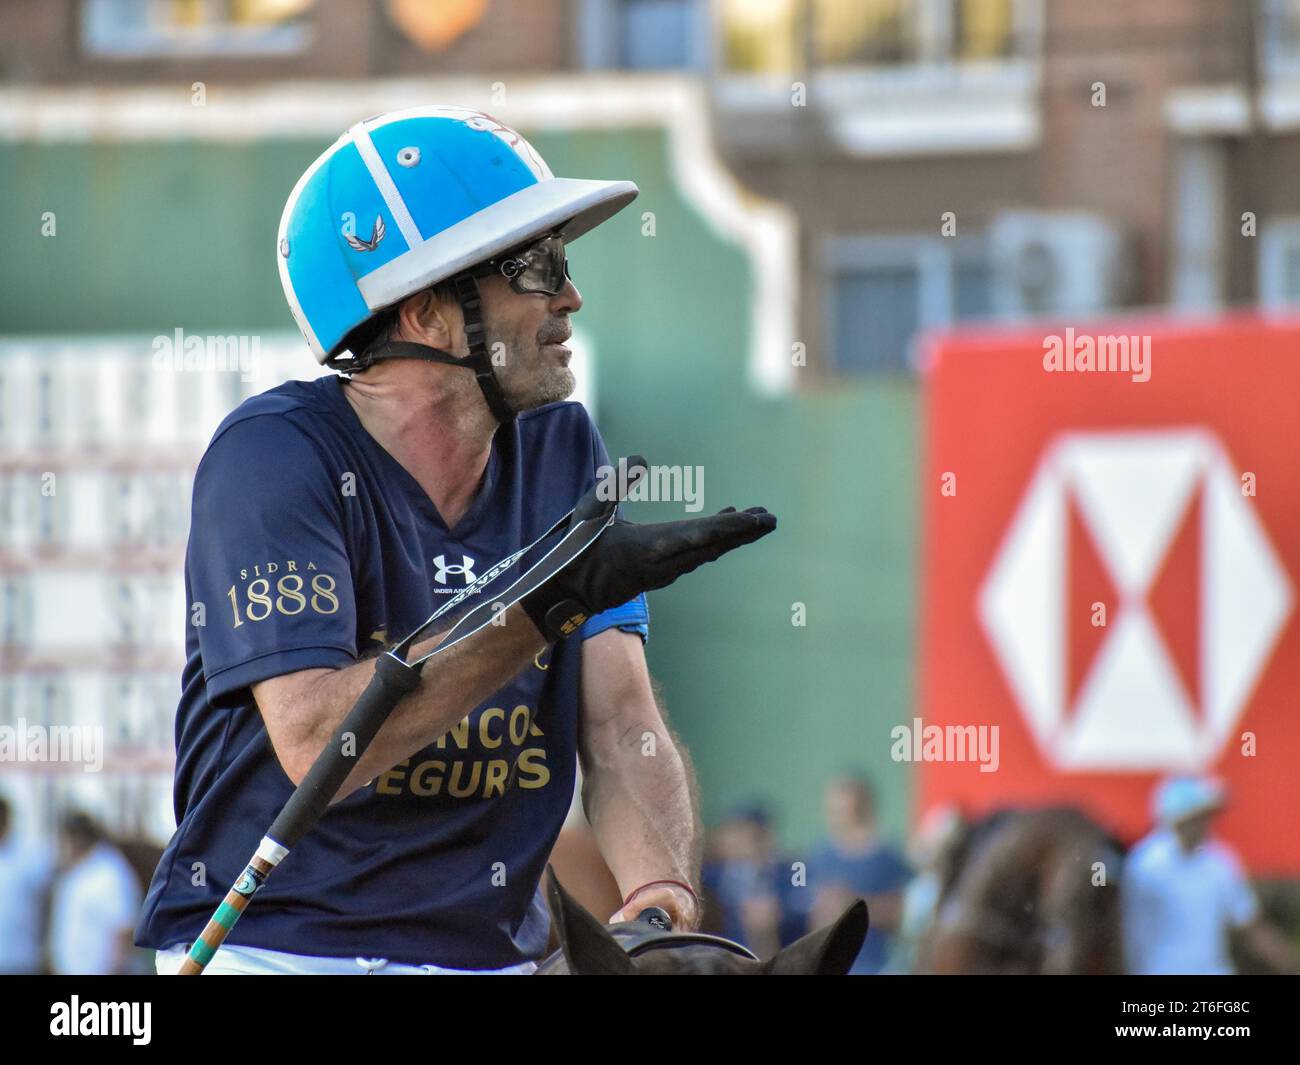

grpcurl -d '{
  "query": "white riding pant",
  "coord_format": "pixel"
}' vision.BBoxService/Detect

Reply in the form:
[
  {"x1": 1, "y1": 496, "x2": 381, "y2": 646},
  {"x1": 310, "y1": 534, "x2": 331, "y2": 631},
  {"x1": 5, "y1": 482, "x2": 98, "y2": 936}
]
[{"x1": 154, "y1": 943, "x2": 537, "y2": 975}]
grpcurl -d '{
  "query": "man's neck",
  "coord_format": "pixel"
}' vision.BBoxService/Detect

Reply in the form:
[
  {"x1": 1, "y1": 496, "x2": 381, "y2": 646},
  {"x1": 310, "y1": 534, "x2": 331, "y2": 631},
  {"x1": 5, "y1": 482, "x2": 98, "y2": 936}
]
[{"x1": 342, "y1": 372, "x2": 497, "y2": 529}]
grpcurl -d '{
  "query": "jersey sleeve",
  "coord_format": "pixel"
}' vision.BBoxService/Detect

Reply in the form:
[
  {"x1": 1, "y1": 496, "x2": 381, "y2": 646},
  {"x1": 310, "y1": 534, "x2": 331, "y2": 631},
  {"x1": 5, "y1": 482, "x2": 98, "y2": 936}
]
[
  {"x1": 579, "y1": 408, "x2": 649, "y2": 643},
  {"x1": 188, "y1": 414, "x2": 359, "y2": 700}
]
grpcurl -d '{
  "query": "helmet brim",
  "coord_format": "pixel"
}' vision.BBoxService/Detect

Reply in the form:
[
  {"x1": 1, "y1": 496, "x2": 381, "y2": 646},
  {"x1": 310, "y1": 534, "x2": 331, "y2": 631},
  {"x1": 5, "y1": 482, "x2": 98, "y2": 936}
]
[{"x1": 355, "y1": 177, "x2": 638, "y2": 316}]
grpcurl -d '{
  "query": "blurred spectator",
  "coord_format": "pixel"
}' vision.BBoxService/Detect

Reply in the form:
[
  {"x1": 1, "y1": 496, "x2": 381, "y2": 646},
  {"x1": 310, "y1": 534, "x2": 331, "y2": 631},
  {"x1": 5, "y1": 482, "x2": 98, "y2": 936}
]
[
  {"x1": 886, "y1": 803, "x2": 964, "y2": 974},
  {"x1": 803, "y1": 774, "x2": 911, "y2": 974},
  {"x1": 0, "y1": 796, "x2": 55, "y2": 974},
  {"x1": 49, "y1": 811, "x2": 142, "y2": 975},
  {"x1": 701, "y1": 804, "x2": 803, "y2": 958},
  {"x1": 1123, "y1": 776, "x2": 1299, "y2": 975}
]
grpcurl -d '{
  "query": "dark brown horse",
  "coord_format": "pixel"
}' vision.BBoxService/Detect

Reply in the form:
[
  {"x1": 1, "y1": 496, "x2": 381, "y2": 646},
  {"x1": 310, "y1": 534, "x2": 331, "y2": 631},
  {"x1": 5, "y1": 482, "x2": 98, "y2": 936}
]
[
  {"x1": 921, "y1": 807, "x2": 1124, "y2": 974},
  {"x1": 537, "y1": 869, "x2": 869, "y2": 974}
]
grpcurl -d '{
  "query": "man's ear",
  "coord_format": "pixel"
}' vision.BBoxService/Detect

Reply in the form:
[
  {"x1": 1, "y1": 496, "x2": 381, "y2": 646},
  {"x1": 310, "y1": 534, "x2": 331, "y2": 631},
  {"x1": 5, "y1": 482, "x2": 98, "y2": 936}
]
[
  {"x1": 395, "y1": 288, "x2": 457, "y2": 351},
  {"x1": 545, "y1": 867, "x2": 636, "y2": 975}
]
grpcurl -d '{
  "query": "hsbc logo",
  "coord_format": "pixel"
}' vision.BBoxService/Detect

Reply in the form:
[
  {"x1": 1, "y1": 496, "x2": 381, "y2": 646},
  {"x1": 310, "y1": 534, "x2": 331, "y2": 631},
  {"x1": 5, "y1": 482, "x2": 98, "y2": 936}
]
[
  {"x1": 978, "y1": 429, "x2": 1292, "y2": 771},
  {"x1": 433, "y1": 554, "x2": 477, "y2": 588}
]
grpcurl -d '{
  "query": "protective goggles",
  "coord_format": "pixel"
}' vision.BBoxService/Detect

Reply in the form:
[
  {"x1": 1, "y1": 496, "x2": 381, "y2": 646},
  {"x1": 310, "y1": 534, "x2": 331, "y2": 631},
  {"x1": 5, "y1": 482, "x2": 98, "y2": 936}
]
[{"x1": 472, "y1": 234, "x2": 571, "y2": 296}]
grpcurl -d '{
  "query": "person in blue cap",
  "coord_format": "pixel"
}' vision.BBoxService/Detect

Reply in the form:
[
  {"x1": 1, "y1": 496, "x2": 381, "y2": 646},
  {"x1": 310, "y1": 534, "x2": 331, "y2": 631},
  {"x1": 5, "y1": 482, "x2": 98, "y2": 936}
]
[
  {"x1": 136, "y1": 106, "x2": 775, "y2": 974},
  {"x1": 1121, "y1": 775, "x2": 1298, "y2": 974}
]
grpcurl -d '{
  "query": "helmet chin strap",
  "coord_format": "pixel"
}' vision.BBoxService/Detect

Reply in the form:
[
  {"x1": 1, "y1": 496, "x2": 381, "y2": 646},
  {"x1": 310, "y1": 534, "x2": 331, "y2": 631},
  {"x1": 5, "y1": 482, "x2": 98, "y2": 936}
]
[{"x1": 360, "y1": 274, "x2": 517, "y2": 425}]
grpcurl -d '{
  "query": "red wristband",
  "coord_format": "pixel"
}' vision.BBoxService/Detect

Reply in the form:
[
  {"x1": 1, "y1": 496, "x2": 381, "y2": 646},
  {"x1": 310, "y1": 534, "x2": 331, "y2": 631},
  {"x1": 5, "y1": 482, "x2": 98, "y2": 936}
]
[{"x1": 622, "y1": 879, "x2": 700, "y2": 911}]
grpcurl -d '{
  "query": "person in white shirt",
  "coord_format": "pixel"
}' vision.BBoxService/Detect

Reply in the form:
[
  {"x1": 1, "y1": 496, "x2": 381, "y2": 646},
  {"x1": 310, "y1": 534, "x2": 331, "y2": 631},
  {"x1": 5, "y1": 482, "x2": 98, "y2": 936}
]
[
  {"x1": 1122, "y1": 776, "x2": 1298, "y2": 975},
  {"x1": 49, "y1": 812, "x2": 142, "y2": 976},
  {"x1": 0, "y1": 797, "x2": 55, "y2": 973}
]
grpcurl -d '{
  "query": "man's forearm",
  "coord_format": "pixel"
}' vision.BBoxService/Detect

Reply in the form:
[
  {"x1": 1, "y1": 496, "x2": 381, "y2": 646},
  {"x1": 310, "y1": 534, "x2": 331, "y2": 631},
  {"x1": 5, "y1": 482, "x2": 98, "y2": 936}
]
[
  {"x1": 582, "y1": 720, "x2": 702, "y2": 903},
  {"x1": 260, "y1": 605, "x2": 546, "y2": 799}
]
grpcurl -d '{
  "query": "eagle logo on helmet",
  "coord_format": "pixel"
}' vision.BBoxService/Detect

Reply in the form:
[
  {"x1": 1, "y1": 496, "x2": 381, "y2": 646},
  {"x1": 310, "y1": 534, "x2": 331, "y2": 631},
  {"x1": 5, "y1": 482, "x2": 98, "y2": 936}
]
[{"x1": 345, "y1": 215, "x2": 386, "y2": 252}]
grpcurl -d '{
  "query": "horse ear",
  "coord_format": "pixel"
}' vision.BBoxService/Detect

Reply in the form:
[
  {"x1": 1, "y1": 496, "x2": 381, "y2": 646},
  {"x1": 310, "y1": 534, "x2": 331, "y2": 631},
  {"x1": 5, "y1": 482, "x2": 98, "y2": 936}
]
[
  {"x1": 763, "y1": 898, "x2": 869, "y2": 975},
  {"x1": 545, "y1": 867, "x2": 637, "y2": 975}
]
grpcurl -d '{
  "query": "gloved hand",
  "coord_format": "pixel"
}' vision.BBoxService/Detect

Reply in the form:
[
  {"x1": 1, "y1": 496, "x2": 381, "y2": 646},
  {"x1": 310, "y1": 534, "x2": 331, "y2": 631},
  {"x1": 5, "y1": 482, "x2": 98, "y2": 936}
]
[{"x1": 522, "y1": 465, "x2": 777, "y2": 642}]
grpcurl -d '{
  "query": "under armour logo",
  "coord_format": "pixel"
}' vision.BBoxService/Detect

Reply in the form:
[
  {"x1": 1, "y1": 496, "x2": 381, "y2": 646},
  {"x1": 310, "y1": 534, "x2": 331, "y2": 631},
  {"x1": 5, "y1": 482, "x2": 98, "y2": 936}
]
[{"x1": 433, "y1": 554, "x2": 477, "y2": 585}]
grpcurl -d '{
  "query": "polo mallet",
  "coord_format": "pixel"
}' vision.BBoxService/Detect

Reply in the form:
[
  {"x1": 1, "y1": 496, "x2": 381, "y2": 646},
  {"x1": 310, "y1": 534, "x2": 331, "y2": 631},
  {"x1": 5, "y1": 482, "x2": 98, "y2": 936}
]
[{"x1": 176, "y1": 458, "x2": 648, "y2": 974}]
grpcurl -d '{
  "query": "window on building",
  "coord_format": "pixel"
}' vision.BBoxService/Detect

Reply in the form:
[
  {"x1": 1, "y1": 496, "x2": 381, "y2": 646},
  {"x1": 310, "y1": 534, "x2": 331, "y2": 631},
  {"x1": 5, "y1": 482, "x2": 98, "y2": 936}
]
[
  {"x1": 1261, "y1": 0, "x2": 1300, "y2": 77},
  {"x1": 813, "y1": 0, "x2": 909, "y2": 67},
  {"x1": 82, "y1": 0, "x2": 315, "y2": 59},
  {"x1": 831, "y1": 265, "x2": 921, "y2": 374},
  {"x1": 36, "y1": 370, "x2": 55, "y2": 440},
  {"x1": 78, "y1": 372, "x2": 100, "y2": 446},
  {"x1": 721, "y1": 0, "x2": 804, "y2": 74},
  {"x1": 824, "y1": 235, "x2": 992, "y2": 374},
  {"x1": 0, "y1": 476, "x2": 12, "y2": 543},
  {"x1": 175, "y1": 368, "x2": 200, "y2": 440},
  {"x1": 1284, "y1": 247, "x2": 1300, "y2": 298},
  {"x1": 111, "y1": 578, "x2": 137, "y2": 645},
  {"x1": 580, "y1": 0, "x2": 706, "y2": 70},
  {"x1": 127, "y1": 360, "x2": 151, "y2": 432},
  {"x1": 37, "y1": 488, "x2": 61, "y2": 548},
  {"x1": 952, "y1": 0, "x2": 1018, "y2": 60},
  {"x1": 108, "y1": 472, "x2": 134, "y2": 547},
  {"x1": 954, "y1": 257, "x2": 994, "y2": 319},
  {"x1": 722, "y1": 0, "x2": 1025, "y2": 73},
  {"x1": 143, "y1": 473, "x2": 184, "y2": 548},
  {"x1": 0, "y1": 578, "x2": 28, "y2": 648},
  {"x1": 619, "y1": 0, "x2": 696, "y2": 68},
  {"x1": 1259, "y1": 218, "x2": 1300, "y2": 306},
  {"x1": 40, "y1": 677, "x2": 66, "y2": 726}
]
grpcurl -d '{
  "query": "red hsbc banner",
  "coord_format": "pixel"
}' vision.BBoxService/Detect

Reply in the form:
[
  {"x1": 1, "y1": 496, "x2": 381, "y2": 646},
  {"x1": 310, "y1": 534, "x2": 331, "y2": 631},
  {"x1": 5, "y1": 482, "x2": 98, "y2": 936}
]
[{"x1": 917, "y1": 315, "x2": 1300, "y2": 873}]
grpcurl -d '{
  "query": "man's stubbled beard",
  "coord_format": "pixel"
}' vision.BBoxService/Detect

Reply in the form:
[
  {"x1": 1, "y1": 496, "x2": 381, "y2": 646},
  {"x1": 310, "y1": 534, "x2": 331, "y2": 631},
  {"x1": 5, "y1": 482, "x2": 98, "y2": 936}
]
[{"x1": 487, "y1": 314, "x2": 575, "y2": 412}]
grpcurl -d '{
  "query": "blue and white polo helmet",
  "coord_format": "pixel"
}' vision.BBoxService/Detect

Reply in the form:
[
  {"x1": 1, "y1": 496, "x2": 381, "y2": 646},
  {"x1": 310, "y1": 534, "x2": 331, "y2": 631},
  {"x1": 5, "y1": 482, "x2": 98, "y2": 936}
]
[
  {"x1": 1152, "y1": 775, "x2": 1226, "y2": 826},
  {"x1": 276, "y1": 106, "x2": 639, "y2": 368}
]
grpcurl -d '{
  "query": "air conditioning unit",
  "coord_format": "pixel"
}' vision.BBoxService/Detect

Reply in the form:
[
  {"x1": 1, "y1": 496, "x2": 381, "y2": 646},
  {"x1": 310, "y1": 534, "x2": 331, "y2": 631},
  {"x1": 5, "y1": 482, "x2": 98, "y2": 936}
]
[{"x1": 989, "y1": 211, "x2": 1132, "y2": 319}]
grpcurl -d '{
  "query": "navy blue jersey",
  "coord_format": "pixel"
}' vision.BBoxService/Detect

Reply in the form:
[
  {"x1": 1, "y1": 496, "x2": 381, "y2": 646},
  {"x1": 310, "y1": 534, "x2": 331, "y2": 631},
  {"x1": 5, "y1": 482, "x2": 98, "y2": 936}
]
[{"x1": 135, "y1": 375, "x2": 647, "y2": 969}]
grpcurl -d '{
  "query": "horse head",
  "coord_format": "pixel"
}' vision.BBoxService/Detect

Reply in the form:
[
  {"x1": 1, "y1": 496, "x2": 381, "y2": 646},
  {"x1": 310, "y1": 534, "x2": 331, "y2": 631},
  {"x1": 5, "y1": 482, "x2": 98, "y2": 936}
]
[{"x1": 536, "y1": 868, "x2": 869, "y2": 975}]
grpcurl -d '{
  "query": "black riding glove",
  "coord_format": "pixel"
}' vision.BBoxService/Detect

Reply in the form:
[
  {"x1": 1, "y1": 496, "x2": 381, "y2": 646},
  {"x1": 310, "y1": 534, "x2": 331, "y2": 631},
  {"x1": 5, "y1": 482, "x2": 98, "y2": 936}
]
[{"x1": 522, "y1": 500, "x2": 777, "y2": 643}]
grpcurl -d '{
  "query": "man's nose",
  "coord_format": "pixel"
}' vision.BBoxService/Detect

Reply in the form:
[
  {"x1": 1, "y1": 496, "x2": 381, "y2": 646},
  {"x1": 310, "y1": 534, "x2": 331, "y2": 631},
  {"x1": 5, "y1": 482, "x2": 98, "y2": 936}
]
[{"x1": 549, "y1": 278, "x2": 582, "y2": 313}]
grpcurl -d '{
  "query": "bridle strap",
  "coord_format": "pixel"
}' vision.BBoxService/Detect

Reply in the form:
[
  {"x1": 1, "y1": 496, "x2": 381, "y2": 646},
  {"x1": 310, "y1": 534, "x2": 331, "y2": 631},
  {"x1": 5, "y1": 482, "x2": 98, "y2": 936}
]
[
  {"x1": 532, "y1": 909, "x2": 759, "y2": 973},
  {"x1": 610, "y1": 908, "x2": 757, "y2": 961},
  {"x1": 619, "y1": 931, "x2": 758, "y2": 960}
]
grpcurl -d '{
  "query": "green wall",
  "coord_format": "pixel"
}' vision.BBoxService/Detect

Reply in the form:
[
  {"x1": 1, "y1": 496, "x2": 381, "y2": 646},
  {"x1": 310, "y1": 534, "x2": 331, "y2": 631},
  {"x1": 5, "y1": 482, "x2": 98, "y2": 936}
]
[{"x1": 1, "y1": 126, "x2": 919, "y2": 851}]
